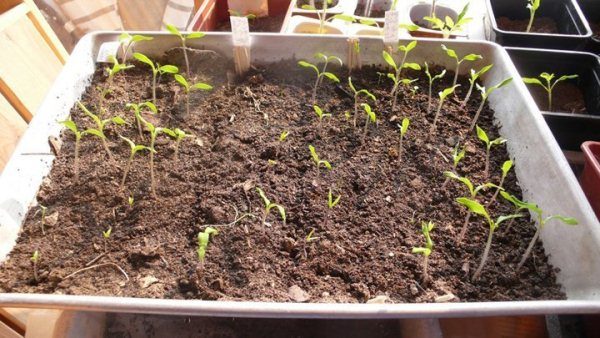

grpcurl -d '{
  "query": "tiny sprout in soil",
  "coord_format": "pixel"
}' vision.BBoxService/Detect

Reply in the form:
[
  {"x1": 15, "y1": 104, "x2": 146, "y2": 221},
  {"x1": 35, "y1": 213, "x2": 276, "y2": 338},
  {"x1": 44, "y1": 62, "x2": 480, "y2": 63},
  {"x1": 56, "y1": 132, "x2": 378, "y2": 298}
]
[
  {"x1": 102, "y1": 226, "x2": 112, "y2": 252},
  {"x1": 522, "y1": 72, "x2": 578, "y2": 111},
  {"x1": 119, "y1": 135, "x2": 152, "y2": 189},
  {"x1": 499, "y1": 191, "x2": 538, "y2": 233},
  {"x1": 133, "y1": 52, "x2": 179, "y2": 104},
  {"x1": 298, "y1": 53, "x2": 342, "y2": 104},
  {"x1": 305, "y1": 228, "x2": 319, "y2": 242},
  {"x1": 471, "y1": 77, "x2": 513, "y2": 130},
  {"x1": 118, "y1": 33, "x2": 153, "y2": 64},
  {"x1": 442, "y1": 144, "x2": 466, "y2": 188},
  {"x1": 424, "y1": 62, "x2": 446, "y2": 115},
  {"x1": 397, "y1": 117, "x2": 410, "y2": 162},
  {"x1": 197, "y1": 227, "x2": 219, "y2": 263},
  {"x1": 128, "y1": 194, "x2": 134, "y2": 208},
  {"x1": 78, "y1": 101, "x2": 127, "y2": 161},
  {"x1": 424, "y1": 3, "x2": 472, "y2": 39},
  {"x1": 174, "y1": 74, "x2": 213, "y2": 116},
  {"x1": 58, "y1": 119, "x2": 83, "y2": 180},
  {"x1": 462, "y1": 64, "x2": 493, "y2": 108},
  {"x1": 360, "y1": 103, "x2": 376, "y2": 142},
  {"x1": 256, "y1": 187, "x2": 286, "y2": 227},
  {"x1": 430, "y1": 85, "x2": 459, "y2": 134},
  {"x1": 382, "y1": 40, "x2": 420, "y2": 111},
  {"x1": 348, "y1": 77, "x2": 376, "y2": 127},
  {"x1": 412, "y1": 221, "x2": 434, "y2": 284},
  {"x1": 476, "y1": 125, "x2": 507, "y2": 178},
  {"x1": 328, "y1": 188, "x2": 341, "y2": 209},
  {"x1": 169, "y1": 128, "x2": 192, "y2": 160},
  {"x1": 126, "y1": 101, "x2": 157, "y2": 139},
  {"x1": 309, "y1": 145, "x2": 332, "y2": 172},
  {"x1": 39, "y1": 205, "x2": 47, "y2": 235},
  {"x1": 100, "y1": 56, "x2": 133, "y2": 113},
  {"x1": 31, "y1": 250, "x2": 40, "y2": 282},
  {"x1": 489, "y1": 160, "x2": 513, "y2": 204},
  {"x1": 165, "y1": 24, "x2": 205, "y2": 76},
  {"x1": 313, "y1": 105, "x2": 331, "y2": 130},
  {"x1": 279, "y1": 131, "x2": 290, "y2": 142},
  {"x1": 441, "y1": 44, "x2": 482, "y2": 87},
  {"x1": 526, "y1": 0, "x2": 541, "y2": 33}
]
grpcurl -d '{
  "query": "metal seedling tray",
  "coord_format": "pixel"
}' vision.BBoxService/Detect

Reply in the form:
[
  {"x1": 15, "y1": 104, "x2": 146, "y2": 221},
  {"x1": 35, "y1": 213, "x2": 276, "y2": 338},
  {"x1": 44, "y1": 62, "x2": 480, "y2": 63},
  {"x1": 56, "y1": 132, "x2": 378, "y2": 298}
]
[{"x1": 0, "y1": 32, "x2": 599, "y2": 318}]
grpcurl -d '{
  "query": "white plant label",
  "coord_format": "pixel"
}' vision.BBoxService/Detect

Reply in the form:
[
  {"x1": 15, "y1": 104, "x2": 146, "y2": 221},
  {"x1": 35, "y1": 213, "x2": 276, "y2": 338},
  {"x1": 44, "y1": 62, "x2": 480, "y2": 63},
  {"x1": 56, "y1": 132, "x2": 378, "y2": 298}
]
[
  {"x1": 383, "y1": 10, "x2": 400, "y2": 45},
  {"x1": 96, "y1": 41, "x2": 120, "y2": 63},
  {"x1": 231, "y1": 16, "x2": 251, "y2": 47}
]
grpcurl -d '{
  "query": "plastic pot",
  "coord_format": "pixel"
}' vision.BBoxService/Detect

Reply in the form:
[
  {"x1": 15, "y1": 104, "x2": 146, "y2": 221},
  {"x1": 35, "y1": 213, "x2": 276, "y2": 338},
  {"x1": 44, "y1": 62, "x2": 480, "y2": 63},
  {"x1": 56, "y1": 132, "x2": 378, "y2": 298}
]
[
  {"x1": 581, "y1": 141, "x2": 600, "y2": 219},
  {"x1": 404, "y1": 2, "x2": 466, "y2": 39},
  {"x1": 505, "y1": 47, "x2": 600, "y2": 152},
  {"x1": 577, "y1": 0, "x2": 600, "y2": 54},
  {"x1": 191, "y1": 0, "x2": 292, "y2": 31},
  {"x1": 485, "y1": 0, "x2": 592, "y2": 50},
  {"x1": 352, "y1": 0, "x2": 397, "y2": 24}
]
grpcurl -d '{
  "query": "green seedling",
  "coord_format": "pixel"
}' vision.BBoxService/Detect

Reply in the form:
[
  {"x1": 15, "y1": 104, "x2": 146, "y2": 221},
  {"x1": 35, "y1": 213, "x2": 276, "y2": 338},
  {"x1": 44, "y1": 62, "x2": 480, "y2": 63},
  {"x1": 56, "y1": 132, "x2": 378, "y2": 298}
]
[
  {"x1": 133, "y1": 52, "x2": 179, "y2": 104},
  {"x1": 361, "y1": 103, "x2": 376, "y2": 142},
  {"x1": 526, "y1": 0, "x2": 541, "y2": 32},
  {"x1": 308, "y1": 145, "x2": 332, "y2": 173},
  {"x1": 298, "y1": 53, "x2": 342, "y2": 104},
  {"x1": 382, "y1": 41, "x2": 421, "y2": 111},
  {"x1": 77, "y1": 102, "x2": 126, "y2": 161},
  {"x1": 522, "y1": 72, "x2": 578, "y2": 111},
  {"x1": 429, "y1": 85, "x2": 459, "y2": 134},
  {"x1": 441, "y1": 44, "x2": 482, "y2": 87},
  {"x1": 39, "y1": 205, "x2": 47, "y2": 235},
  {"x1": 489, "y1": 160, "x2": 513, "y2": 204},
  {"x1": 174, "y1": 74, "x2": 213, "y2": 116},
  {"x1": 118, "y1": 33, "x2": 153, "y2": 64},
  {"x1": 445, "y1": 171, "x2": 500, "y2": 243},
  {"x1": 442, "y1": 144, "x2": 466, "y2": 188},
  {"x1": 300, "y1": 0, "x2": 354, "y2": 34},
  {"x1": 470, "y1": 78, "x2": 513, "y2": 130},
  {"x1": 102, "y1": 226, "x2": 112, "y2": 252},
  {"x1": 100, "y1": 55, "x2": 133, "y2": 113},
  {"x1": 517, "y1": 205, "x2": 577, "y2": 271},
  {"x1": 170, "y1": 128, "x2": 192, "y2": 160},
  {"x1": 197, "y1": 227, "x2": 219, "y2": 263},
  {"x1": 58, "y1": 119, "x2": 84, "y2": 180},
  {"x1": 256, "y1": 187, "x2": 286, "y2": 227},
  {"x1": 305, "y1": 228, "x2": 319, "y2": 242},
  {"x1": 128, "y1": 194, "x2": 135, "y2": 208},
  {"x1": 139, "y1": 117, "x2": 174, "y2": 198},
  {"x1": 424, "y1": 3, "x2": 472, "y2": 39},
  {"x1": 119, "y1": 136, "x2": 152, "y2": 189},
  {"x1": 456, "y1": 197, "x2": 523, "y2": 280},
  {"x1": 327, "y1": 188, "x2": 341, "y2": 209},
  {"x1": 313, "y1": 105, "x2": 332, "y2": 130},
  {"x1": 31, "y1": 250, "x2": 40, "y2": 282},
  {"x1": 412, "y1": 221, "x2": 435, "y2": 284},
  {"x1": 397, "y1": 118, "x2": 410, "y2": 162},
  {"x1": 279, "y1": 131, "x2": 290, "y2": 142},
  {"x1": 228, "y1": 9, "x2": 257, "y2": 19},
  {"x1": 165, "y1": 24, "x2": 205, "y2": 76},
  {"x1": 348, "y1": 77, "x2": 376, "y2": 127},
  {"x1": 476, "y1": 125, "x2": 507, "y2": 178},
  {"x1": 461, "y1": 64, "x2": 493, "y2": 107},
  {"x1": 499, "y1": 192, "x2": 538, "y2": 233},
  {"x1": 126, "y1": 101, "x2": 157, "y2": 139},
  {"x1": 423, "y1": 62, "x2": 447, "y2": 115}
]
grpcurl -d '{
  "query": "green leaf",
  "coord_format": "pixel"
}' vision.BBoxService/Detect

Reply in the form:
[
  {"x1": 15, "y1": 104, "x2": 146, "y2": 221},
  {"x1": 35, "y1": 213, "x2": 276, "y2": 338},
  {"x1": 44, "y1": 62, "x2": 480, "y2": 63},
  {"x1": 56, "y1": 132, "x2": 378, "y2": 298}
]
[
  {"x1": 522, "y1": 77, "x2": 543, "y2": 86},
  {"x1": 399, "y1": 40, "x2": 417, "y2": 53},
  {"x1": 332, "y1": 14, "x2": 355, "y2": 22},
  {"x1": 298, "y1": 60, "x2": 319, "y2": 74},
  {"x1": 439, "y1": 85, "x2": 459, "y2": 100},
  {"x1": 441, "y1": 44, "x2": 457, "y2": 59},
  {"x1": 119, "y1": 135, "x2": 136, "y2": 149},
  {"x1": 131, "y1": 34, "x2": 153, "y2": 43},
  {"x1": 486, "y1": 77, "x2": 513, "y2": 96},
  {"x1": 540, "y1": 72, "x2": 555, "y2": 82},
  {"x1": 322, "y1": 72, "x2": 340, "y2": 83},
  {"x1": 490, "y1": 137, "x2": 507, "y2": 146},
  {"x1": 186, "y1": 32, "x2": 205, "y2": 39},
  {"x1": 273, "y1": 204, "x2": 286, "y2": 222},
  {"x1": 501, "y1": 160, "x2": 514, "y2": 177},
  {"x1": 142, "y1": 102, "x2": 158, "y2": 113},
  {"x1": 476, "y1": 125, "x2": 489, "y2": 145},
  {"x1": 327, "y1": 55, "x2": 343, "y2": 66},
  {"x1": 279, "y1": 131, "x2": 289, "y2": 142},
  {"x1": 452, "y1": 145, "x2": 466, "y2": 167},
  {"x1": 118, "y1": 32, "x2": 131, "y2": 43},
  {"x1": 111, "y1": 116, "x2": 127, "y2": 125},
  {"x1": 165, "y1": 23, "x2": 182, "y2": 37},
  {"x1": 132, "y1": 145, "x2": 148, "y2": 153},
  {"x1": 402, "y1": 62, "x2": 421, "y2": 70},
  {"x1": 444, "y1": 171, "x2": 474, "y2": 196},
  {"x1": 445, "y1": 16, "x2": 455, "y2": 28},
  {"x1": 456, "y1": 197, "x2": 490, "y2": 222},
  {"x1": 77, "y1": 102, "x2": 101, "y2": 126},
  {"x1": 412, "y1": 247, "x2": 431, "y2": 256},
  {"x1": 496, "y1": 214, "x2": 524, "y2": 227},
  {"x1": 382, "y1": 51, "x2": 397, "y2": 70},
  {"x1": 462, "y1": 53, "x2": 482, "y2": 62},
  {"x1": 359, "y1": 18, "x2": 377, "y2": 26},
  {"x1": 83, "y1": 128, "x2": 105, "y2": 139},
  {"x1": 348, "y1": 77, "x2": 356, "y2": 93},
  {"x1": 321, "y1": 160, "x2": 332, "y2": 170},
  {"x1": 191, "y1": 82, "x2": 213, "y2": 91},
  {"x1": 159, "y1": 65, "x2": 179, "y2": 74},
  {"x1": 59, "y1": 120, "x2": 79, "y2": 134},
  {"x1": 544, "y1": 215, "x2": 579, "y2": 226},
  {"x1": 313, "y1": 105, "x2": 323, "y2": 118},
  {"x1": 174, "y1": 74, "x2": 189, "y2": 90},
  {"x1": 309, "y1": 145, "x2": 319, "y2": 163},
  {"x1": 256, "y1": 187, "x2": 270, "y2": 207},
  {"x1": 301, "y1": 4, "x2": 317, "y2": 10},
  {"x1": 556, "y1": 74, "x2": 578, "y2": 84},
  {"x1": 400, "y1": 118, "x2": 410, "y2": 136},
  {"x1": 399, "y1": 23, "x2": 420, "y2": 31},
  {"x1": 133, "y1": 52, "x2": 155, "y2": 69}
]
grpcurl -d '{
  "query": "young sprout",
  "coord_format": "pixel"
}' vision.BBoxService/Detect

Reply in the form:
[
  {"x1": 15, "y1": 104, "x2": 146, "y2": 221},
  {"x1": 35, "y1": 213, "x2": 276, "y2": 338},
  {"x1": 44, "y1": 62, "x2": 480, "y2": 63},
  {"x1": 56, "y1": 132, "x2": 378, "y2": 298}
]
[
  {"x1": 489, "y1": 160, "x2": 513, "y2": 204},
  {"x1": 424, "y1": 3, "x2": 472, "y2": 39},
  {"x1": 526, "y1": 0, "x2": 541, "y2": 33},
  {"x1": 128, "y1": 194, "x2": 135, "y2": 208},
  {"x1": 461, "y1": 64, "x2": 493, "y2": 108},
  {"x1": 348, "y1": 77, "x2": 376, "y2": 127},
  {"x1": 228, "y1": 9, "x2": 257, "y2": 19},
  {"x1": 58, "y1": 119, "x2": 83, "y2": 180},
  {"x1": 444, "y1": 172, "x2": 499, "y2": 243},
  {"x1": 429, "y1": 85, "x2": 459, "y2": 134},
  {"x1": 298, "y1": 53, "x2": 342, "y2": 104},
  {"x1": 39, "y1": 205, "x2": 47, "y2": 235},
  {"x1": 522, "y1": 72, "x2": 578, "y2": 111},
  {"x1": 165, "y1": 24, "x2": 205, "y2": 76},
  {"x1": 499, "y1": 192, "x2": 538, "y2": 233},
  {"x1": 170, "y1": 128, "x2": 192, "y2": 160},
  {"x1": 300, "y1": 0, "x2": 353, "y2": 34},
  {"x1": 77, "y1": 102, "x2": 127, "y2": 161},
  {"x1": 361, "y1": 103, "x2": 377, "y2": 142},
  {"x1": 423, "y1": 62, "x2": 447, "y2": 115},
  {"x1": 174, "y1": 74, "x2": 213, "y2": 116},
  {"x1": 476, "y1": 125, "x2": 507, "y2": 178},
  {"x1": 382, "y1": 41, "x2": 421, "y2": 111},
  {"x1": 133, "y1": 52, "x2": 179, "y2": 104},
  {"x1": 313, "y1": 105, "x2": 332, "y2": 130},
  {"x1": 279, "y1": 131, "x2": 290, "y2": 142},
  {"x1": 119, "y1": 136, "x2": 152, "y2": 189},
  {"x1": 456, "y1": 198, "x2": 523, "y2": 280},
  {"x1": 305, "y1": 228, "x2": 319, "y2": 242},
  {"x1": 470, "y1": 78, "x2": 513, "y2": 130},
  {"x1": 442, "y1": 144, "x2": 466, "y2": 188},
  {"x1": 256, "y1": 187, "x2": 286, "y2": 227},
  {"x1": 102, "y1": 226, "x2": 112, "y2": 253},
  {"x1": 118, "y1": 33, "x2": 153, "y2": 64},
  {"x1": 517, "y1": 205, "x2": 577, "y2": 271},
  {"x1": 100, "y1": 56, "x2": 133, "y2": 113},
  {"x1": 126, "y1": 101, "x2": 157, "y2": 139},
  {"x1": 31, "y1": 250, "x2": 40, "y2": 282},
  {"x1": 139, "y1": 117, "x2": 173, "y2": 198},
  {"x1": 441, "y1": 44, "x2": 482, "y2": 87},
  {"x1": 327, "y1": 188, "x2": 341, "y2": 209},
  {"x1": 197, "y1": 227, "x2": 219, "y2": 263},
  {"x1": 397, "y1": 118, "x2": 410, "y2": 162},
  {"x1": 412, "y1": 221, "x2": 435, "y2": 284},
  {"x1": 308, "y1": 145, "x2": 332, "y2": 173}
]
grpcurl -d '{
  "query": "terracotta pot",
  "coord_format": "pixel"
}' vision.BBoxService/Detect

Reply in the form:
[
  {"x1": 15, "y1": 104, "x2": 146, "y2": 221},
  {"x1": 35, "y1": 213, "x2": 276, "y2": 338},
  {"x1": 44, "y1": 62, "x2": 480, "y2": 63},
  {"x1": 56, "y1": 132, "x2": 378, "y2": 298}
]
[{"x1": 581, "y1": 141, "x2": 600, "y2": 219}]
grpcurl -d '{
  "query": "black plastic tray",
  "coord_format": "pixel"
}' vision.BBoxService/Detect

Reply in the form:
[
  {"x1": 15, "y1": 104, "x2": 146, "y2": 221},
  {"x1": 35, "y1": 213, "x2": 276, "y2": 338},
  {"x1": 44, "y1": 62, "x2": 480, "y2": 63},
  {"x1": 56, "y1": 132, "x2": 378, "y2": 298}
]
[{"x1": 578, "y1": 0, "x2": 600, "y2": 54}]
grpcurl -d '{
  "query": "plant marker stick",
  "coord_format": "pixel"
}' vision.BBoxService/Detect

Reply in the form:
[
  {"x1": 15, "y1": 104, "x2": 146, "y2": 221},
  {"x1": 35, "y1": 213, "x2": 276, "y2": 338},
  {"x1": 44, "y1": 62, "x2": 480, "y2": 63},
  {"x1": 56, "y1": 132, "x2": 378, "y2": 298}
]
[
  {"x1": 231, "y1": 16, "x2": 251, "y2": 76},
  {"x1": 347, "y1": 36, "x2": 361, "y2": 72},
  {"x1": 383, "y1": 10, "x2": 399, "y2": 53}
]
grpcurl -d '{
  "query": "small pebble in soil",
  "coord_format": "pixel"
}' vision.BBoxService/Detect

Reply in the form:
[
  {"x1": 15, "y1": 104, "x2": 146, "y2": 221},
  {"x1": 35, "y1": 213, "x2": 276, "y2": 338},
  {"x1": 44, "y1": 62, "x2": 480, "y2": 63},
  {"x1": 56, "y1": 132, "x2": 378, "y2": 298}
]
[{"x1": 288, "y1": 285, "x2": 310, "y2": 302}]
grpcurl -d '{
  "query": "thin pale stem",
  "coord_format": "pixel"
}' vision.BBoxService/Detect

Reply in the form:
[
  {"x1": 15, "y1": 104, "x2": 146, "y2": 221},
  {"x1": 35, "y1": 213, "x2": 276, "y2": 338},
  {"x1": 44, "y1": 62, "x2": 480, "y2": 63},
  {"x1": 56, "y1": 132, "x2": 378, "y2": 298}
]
[
  {"x1": 430, "y1": 99, "x2": 444, "y2": 134},
  {"x1": 526, "y1": 10, "x2": 536, "y2": 33},
  {"x1": 353, "y1": 99, "x2": 358, "y2": 127},
  {"x1": 422, "y1": 255, "x2": 430, "y2": 285},
  {"x1": 174, "y1": 140, "x2": 181, "y2": 160},
  {"x1": 453, "y1": 62, "x2": 460, "y2": 87},
  {"x1": 136, "y1": 115, "x2": 144, "y2": 140},
  {"x1": 504, "y1": 210, "x2": 517, "y2": 233},
  {"x1": 120, "y1": 154, "x2": 133, "y2": 188},
  {"x1": 469, "y1": 98, "x2": 486, "y2": 131},
  {"x1": 74, "y1": 138, "x2": 80, "y2": 181},
  {"x1": 427, "y1": 82, "x2": 433, "y2": 115},
  {"x1": 102, "y1": 138, "x2": 114, "y2": 161},
  {"x1": 183, "y1": 38, "x2": 191, "y2": 77},
  {"x1": 152, "y1": 71, "x2": 157, "y2": 104},
  {"x1": 489, "y1": 176, "x2": 505, "y2": 205},
  {"x1": 548, "y1": 90, "x2": 553, "y2": 111},
  {"x1": 398, "y1": 135, "x2": 403, "y2": 162},
  {"x1": 458, "y1": 212, "x2": 471, "y2": 243},
  {"x1": 517, "y1": 226, "x2": 541, "y2": 271},
  {"x1": 33, "y1": 262, "x2": 38, "y2": 282},
  {"x1": 391, "y1": 87, "x2": 399, "y2": 112},
  {"x1": 484, "y1": 148, "x2": 490, "y2": 179},
  {"x1": 150, "y1": 151, "x2": 157, "y2": 198},
  {"x1": 473, "y1": 229, "x2": 494, "y2": 280},
  {"x1": 311, "y1": 75, "x2": 320, "y2": 104},
  {"x1": 185, "y1": 91, "x2": 190, "y2": 116},
  {"x1": 462, "y1": 81, "x2": 475, "y2": 107}
]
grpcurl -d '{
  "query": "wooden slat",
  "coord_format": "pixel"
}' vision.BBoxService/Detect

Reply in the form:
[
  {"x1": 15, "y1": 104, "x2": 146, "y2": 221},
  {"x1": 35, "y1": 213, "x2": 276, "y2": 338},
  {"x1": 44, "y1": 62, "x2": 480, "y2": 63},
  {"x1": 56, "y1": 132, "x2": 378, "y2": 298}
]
[
  {"x1": 0, "y1": 0, "x2": 23, "y2": 14},
  {"x1": 118, "y1": 0, "x2": 168, "y2": 30},
  {"x1": 439, "y1": 316, "x2": 548, "y2": 338},
  {"x1": 0, "y1": 320, "x2": 21, "y2": 338},
  {"x1": 23, "y1": 0, "x2": 68, "y2": 63},
  {"x1": 0, "y1": 308, "x2": 27, "y2": 334},
  {"x1": 0, "y1": 3, "x2": 29, "y2": 32},
  {"x1": 0, "y1": 94, "x2": 27, "y2": 173}
]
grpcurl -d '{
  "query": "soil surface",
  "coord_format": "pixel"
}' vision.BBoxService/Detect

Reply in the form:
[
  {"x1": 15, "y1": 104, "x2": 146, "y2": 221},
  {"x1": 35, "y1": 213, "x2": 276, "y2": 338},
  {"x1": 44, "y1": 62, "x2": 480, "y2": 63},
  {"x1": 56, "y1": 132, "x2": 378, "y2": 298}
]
[
  {"x1": 354, "y1": 4, "x2": 386, "y2": 19},
  {"x1": 592, "y1": 21, "x2": 600, "y2": 39},
  {"x1": 297, "y1": 0, "x2": 339, "y2": 9},
  {"x1": 215, "y1": 15, "x2": 286, "y2": 33},
  {"x1": 497, "y1": 17, "x2": 558, "y2": 34},
  {"x1": 0, "y1": 49, "x2": 565, "y2": 303},
  {"x1": 527, "y1": 81, "x2": 586, "y2": 113}
]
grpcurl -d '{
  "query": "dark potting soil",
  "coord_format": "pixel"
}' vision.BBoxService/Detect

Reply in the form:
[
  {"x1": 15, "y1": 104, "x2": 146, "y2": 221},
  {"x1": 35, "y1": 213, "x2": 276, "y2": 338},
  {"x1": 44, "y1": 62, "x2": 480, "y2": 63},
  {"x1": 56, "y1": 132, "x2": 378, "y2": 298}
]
[
  {"x1": 215, "y1": 15, "x2": 286, "y2": 33},
  {"x1": 527, "y1": 81, "x2": 586, "y2": 113},
  {"x1": 0, "y1": 49, "x2": 564, "y2": 303},
  {"x1": 591, "y1": 22, "x2": 600, "y2": 39},
  {"x1": 354, "y1": 4, "x2": 386, "y2": 19},
  {"x1": 297, "y1": 0, "x2": 339, "y2": 9},
  {"x1": 497, "y1": 17, "x2": 559, "y2": 34}
]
